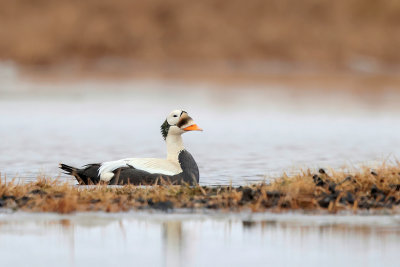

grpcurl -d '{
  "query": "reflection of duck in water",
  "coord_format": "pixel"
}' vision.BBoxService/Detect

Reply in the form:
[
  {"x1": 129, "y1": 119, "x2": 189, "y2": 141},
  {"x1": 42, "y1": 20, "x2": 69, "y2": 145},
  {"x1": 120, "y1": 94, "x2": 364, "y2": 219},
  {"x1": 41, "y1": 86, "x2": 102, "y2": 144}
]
[
  {"x1": 60, "y1": 110, "x2": 202, "y2": 185},
  {"x1": 163, "y1": 221, "x2": 183, "y2": 267}
]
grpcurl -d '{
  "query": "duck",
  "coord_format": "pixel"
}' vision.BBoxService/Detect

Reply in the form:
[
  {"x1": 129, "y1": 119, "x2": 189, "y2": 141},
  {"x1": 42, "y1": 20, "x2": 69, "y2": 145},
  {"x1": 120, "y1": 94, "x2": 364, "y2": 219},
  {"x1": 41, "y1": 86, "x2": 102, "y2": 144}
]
[{"x1": 60, "y1": 109, "x2": 202, "y2": 185}]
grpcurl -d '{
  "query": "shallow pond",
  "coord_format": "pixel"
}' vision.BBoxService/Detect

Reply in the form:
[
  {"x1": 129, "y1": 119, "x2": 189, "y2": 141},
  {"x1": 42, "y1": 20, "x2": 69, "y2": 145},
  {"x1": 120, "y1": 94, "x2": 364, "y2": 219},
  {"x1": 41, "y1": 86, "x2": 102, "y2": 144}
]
[
  {"x1": 1, "y1": 65, "x2": 400, "y2": 266},
  {"x1": 1, "y1": 65, "x2": 400, "y2": 185},
  {"x1": 0, "y1": 212, "x2": 399, "y2": 267}
]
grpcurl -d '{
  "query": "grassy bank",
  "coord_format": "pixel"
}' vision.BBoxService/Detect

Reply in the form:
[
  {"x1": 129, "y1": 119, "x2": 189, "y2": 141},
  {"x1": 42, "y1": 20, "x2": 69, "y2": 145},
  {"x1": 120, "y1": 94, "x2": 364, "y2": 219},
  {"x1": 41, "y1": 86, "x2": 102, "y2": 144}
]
[
  {"x1": 1, "y1": 0, "x2": 400, "y2": 68},
  {"x1": 1, "y1": 165, "x2": 400, "y2": 214}
]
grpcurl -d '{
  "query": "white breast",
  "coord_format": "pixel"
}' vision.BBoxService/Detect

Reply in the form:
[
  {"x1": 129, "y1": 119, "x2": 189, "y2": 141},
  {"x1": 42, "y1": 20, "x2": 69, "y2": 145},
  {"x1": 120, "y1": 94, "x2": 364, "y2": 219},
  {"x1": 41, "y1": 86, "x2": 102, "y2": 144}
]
[{"x1": 98, "y1": 158, "x2": 183, "y2": 181}]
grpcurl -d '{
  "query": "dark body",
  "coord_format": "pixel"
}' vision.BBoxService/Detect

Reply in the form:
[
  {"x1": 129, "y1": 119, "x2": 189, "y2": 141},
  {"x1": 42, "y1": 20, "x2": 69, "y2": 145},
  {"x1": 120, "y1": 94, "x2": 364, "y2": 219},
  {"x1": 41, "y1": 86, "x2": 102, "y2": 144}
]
[{"x1": 60, "y1": 150, "x2": 199, "y2": 185}]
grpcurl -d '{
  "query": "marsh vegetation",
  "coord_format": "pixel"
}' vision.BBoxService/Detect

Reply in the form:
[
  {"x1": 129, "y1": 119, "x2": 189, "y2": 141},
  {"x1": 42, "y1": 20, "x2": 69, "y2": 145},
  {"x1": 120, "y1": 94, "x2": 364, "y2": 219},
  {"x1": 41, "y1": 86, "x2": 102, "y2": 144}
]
[{"x1": 1, "y1": 164, "x2": 399, "y2": 214}]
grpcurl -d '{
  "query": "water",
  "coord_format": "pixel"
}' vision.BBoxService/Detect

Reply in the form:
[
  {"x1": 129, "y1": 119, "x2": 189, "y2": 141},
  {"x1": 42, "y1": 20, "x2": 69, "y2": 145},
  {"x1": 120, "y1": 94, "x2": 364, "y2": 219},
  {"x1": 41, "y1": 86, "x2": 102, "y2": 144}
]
[
  {"x1": 0, "y1": 212, "x2": 399, "y2": 267},
  {"x1": 1, "y1": 65, "x2": 400, "y2": 266},
  {"x1": 1, "y1": 65, "x2": 400, "y2": 185}
]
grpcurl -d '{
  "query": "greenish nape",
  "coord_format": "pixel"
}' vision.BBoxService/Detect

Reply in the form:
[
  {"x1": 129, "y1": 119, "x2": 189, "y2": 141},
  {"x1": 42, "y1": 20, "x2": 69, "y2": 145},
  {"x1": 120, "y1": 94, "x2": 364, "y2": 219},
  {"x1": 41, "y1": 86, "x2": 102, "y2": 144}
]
[{"x1": 160, "y1": 119, "x2": 170, "y2": 140}]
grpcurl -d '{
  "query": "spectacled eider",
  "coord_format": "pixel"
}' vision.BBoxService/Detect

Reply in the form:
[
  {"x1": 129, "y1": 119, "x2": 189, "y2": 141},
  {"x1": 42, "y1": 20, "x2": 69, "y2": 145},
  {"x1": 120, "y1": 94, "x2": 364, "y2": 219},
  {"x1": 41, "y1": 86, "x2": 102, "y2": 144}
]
[{"x1": 60, "y1": 109, "x2": 202, "y2": 185}]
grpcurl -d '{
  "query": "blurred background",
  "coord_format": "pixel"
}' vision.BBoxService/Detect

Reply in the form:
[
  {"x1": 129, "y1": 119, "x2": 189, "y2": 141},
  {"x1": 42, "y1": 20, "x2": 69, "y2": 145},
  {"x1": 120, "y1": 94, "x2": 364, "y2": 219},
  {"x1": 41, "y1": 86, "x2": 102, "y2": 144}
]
[
  {"x1": 1, "y1": 0, "x2": 400, "y2": 69},
  {"x1": 1, "y1": 0, "x2": 400, "y2": 184}
]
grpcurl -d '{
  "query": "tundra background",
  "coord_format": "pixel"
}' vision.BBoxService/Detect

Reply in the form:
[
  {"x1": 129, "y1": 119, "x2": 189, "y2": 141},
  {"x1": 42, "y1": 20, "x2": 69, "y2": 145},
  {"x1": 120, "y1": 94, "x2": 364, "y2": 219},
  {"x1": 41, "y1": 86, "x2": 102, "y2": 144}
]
[{"x1": 0, "y1": 0, "x2": 399, "y2": 70}]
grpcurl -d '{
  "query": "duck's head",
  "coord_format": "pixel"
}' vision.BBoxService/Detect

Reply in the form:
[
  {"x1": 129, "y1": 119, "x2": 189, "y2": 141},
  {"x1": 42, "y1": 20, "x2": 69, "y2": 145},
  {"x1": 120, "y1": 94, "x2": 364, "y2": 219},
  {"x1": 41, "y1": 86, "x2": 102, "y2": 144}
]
[{"x1": 161, "y1": 109, "x2": 202, "y2": 140}]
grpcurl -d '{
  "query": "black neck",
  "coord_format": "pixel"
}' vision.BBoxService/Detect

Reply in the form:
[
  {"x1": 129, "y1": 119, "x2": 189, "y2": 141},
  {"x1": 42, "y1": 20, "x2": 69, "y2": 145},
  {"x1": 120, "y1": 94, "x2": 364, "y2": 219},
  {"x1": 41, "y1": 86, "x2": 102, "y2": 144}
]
[{"x1": 177, "y1": 150, "x2": 199, "y2": 184}]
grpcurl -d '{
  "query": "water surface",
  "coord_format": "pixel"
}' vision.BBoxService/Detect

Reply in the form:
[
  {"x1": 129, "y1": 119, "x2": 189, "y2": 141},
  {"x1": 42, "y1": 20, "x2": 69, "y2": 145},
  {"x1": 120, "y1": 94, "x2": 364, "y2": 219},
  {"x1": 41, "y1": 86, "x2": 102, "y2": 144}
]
[
  {"x1": 1, "y1": 64, "x2": 400, "y2": 185},
  {"x1": 0, "y1": 212, "x2": 399, "y2": 267},
  {"x1": 1, "y1": 65, "x2": 400, "y2": 267}
]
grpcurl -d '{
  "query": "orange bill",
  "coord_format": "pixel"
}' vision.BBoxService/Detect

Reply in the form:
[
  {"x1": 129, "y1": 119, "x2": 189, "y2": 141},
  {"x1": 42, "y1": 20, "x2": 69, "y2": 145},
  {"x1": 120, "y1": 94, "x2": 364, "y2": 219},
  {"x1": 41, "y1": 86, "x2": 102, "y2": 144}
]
[{"x1": 183, "y1": 124, "x2": 203, "y2": 131}]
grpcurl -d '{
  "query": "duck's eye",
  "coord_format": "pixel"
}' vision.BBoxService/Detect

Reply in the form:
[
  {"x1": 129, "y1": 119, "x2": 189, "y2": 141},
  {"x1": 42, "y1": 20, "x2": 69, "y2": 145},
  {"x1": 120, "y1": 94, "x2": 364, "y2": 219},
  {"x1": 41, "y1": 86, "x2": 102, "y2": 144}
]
[{"x1": 173, "y1": 115, "x2": 178, "y2": 117}]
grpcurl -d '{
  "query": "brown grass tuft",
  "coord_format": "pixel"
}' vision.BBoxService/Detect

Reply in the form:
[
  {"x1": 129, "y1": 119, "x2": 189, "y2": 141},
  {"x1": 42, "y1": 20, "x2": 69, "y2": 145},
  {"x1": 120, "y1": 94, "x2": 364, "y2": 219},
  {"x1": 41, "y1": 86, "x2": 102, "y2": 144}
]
[{"x1": 1, "y1": 164, "x2": 400, "y2": 214}]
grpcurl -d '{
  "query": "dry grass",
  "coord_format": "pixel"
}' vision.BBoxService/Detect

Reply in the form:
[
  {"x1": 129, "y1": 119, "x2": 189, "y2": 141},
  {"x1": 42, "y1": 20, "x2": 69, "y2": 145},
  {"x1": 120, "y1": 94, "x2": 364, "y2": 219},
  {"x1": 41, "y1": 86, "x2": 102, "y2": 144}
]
[{"x1": 1, "y1": 164, "x2": 400, "y2": 214}]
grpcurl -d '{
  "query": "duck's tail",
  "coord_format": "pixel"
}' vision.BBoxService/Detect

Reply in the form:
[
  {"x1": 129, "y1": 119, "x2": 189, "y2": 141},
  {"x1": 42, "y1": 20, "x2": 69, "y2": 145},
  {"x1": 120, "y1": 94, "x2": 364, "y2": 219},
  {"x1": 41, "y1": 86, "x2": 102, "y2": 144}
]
[
  {"x1": 59, "y1": 163, "x2": 101, "y2": 185},
  {"x1": 59, "y1": 163, "x2": 78, "y2": 175}
]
